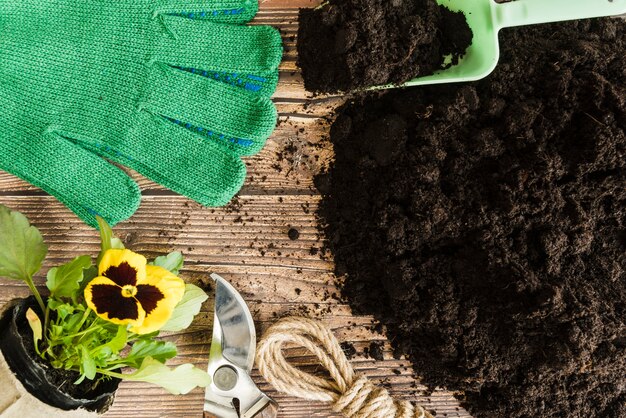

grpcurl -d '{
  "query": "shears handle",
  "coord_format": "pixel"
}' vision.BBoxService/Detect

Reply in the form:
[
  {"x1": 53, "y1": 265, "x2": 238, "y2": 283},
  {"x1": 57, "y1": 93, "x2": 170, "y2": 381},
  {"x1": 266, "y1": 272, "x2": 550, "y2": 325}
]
[
  {"x1": 256, "y1": 401, "x2": 279, "y2": 418},
  {"x1": 244, "y1": 393, "x2": 278, "y2": 418},
  {"x1": 203, "y1": 398, "x2": 277, "y2": 418}
]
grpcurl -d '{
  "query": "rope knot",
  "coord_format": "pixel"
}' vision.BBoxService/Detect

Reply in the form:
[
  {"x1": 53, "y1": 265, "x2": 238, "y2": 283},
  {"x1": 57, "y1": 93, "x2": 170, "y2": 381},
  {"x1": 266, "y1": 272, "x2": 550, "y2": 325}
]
[
  {"x1": 334, "y1": 375, "x2": 395, "y2": 417},
  {"x1": 256, "y1": 317, "x2": 434, "y2": 418}
]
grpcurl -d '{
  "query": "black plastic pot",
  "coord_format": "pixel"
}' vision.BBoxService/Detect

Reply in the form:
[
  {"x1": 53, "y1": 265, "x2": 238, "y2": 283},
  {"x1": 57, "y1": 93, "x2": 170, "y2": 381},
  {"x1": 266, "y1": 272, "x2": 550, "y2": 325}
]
[{"x1": 0, "y1": 297, "x2": 120, "y2": 413}]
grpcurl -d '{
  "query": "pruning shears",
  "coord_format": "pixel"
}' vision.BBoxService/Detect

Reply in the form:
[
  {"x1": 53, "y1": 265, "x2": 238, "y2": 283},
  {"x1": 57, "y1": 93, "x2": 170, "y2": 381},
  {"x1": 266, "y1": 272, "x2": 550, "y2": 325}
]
[{"x1": 204, "y1": 274, "x2": 277, "y2": 418}]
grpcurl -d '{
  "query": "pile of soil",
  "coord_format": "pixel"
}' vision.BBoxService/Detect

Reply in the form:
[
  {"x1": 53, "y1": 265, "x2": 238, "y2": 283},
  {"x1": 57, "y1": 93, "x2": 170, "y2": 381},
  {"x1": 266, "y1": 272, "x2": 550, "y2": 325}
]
[
  {"x1": 317, "y1": 18, "x2": 626, "y2": 418},
  {"x1": 297, "y1": 0, "x2": 472, "y2": 93}
]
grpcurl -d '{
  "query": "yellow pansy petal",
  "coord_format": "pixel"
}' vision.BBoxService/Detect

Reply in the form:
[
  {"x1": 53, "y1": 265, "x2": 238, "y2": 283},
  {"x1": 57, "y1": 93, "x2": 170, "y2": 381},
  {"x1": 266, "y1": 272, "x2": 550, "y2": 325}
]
[
  {"x1": 84, "y1": 276, "x2": 146, "y2": 326},
  {"x1": 98, "y1": 249, "x2": 147, "y2": 284},
  {"x1": 130, "y1": 265, "x2": 185, "y2": 334}
]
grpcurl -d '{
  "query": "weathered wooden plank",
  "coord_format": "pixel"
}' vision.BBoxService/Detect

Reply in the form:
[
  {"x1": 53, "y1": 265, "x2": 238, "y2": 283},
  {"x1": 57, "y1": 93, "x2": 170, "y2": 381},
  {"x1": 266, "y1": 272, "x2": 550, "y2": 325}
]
[
  {"x1": 258, "y1": 0, "x2": 321, "y2": 8},
  {"x1": 0, "y1": 196, "x2": 469, "y2": 417},
  {"x1": 0, "y1": 195, "x2": 327, "y2": 269}
]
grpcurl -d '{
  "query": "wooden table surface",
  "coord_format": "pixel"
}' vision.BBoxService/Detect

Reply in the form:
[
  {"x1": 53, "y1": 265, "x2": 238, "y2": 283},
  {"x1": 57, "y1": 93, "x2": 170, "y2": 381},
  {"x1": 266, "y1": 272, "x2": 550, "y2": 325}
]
[{"x1": 0, "y1": 1, "x2": 470, "y2": 416}]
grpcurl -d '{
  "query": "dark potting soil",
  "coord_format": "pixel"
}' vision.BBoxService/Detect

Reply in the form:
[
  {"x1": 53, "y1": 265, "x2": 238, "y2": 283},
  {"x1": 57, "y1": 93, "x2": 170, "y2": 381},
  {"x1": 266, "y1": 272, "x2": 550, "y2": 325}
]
[
  {"x1": 297, "y1": 0, "x2": 472, "y2": 93},
  {"x1": 317, "y1": 18, "x2": 626, "y2": 418}
]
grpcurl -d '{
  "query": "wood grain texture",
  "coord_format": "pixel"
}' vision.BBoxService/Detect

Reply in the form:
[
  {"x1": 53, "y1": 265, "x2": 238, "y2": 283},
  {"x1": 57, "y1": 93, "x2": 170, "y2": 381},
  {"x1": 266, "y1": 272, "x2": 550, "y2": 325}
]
[{"x1": 0, "y1": 1, "x2": 470, "y2": 417}]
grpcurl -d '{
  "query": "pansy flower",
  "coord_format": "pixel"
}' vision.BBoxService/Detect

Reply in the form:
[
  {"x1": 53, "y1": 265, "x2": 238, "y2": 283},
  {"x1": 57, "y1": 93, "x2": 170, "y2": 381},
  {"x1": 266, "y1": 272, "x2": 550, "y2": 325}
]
[{"x1": 84, "y1": 249, "x2": 185, "y2": 334}]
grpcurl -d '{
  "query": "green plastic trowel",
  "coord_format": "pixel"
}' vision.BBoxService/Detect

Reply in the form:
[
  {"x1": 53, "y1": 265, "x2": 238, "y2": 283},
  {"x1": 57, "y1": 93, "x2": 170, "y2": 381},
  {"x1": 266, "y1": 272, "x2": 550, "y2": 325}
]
[{"x1": 385, "y1": 0, "x2": 626, "y2": 89}]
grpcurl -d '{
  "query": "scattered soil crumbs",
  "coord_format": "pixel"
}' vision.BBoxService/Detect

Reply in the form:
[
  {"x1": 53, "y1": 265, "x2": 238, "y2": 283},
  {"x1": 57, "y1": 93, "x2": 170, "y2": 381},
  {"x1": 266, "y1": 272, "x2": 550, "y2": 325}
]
[
  {"x1": 297, "y1": 0, "x2": 472, "y2": 93},
  {"x1": 368, "y1": 341, "x2": 385, "y2": 361},
  {"x1": 288, "y1": 228, "x2": 300, "y2": 240},
  {"x1": 341, "y1": 341, "x2": 357, "y2": 360},
  {"x1": 317, "y1": 18, "x2": 626, "y2": 418}
]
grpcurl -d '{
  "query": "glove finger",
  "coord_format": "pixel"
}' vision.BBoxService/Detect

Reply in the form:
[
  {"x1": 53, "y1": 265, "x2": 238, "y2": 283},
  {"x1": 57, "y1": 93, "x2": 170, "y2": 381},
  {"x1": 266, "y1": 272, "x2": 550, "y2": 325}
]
[
  {"x1": 139, "y1": 63, "x2": 276, "y2": 156},
  {"x1": 154, "y1": 0, "x2": 259, "y2": 25},
  {"x1": 173, "y1": 65, "x2": 278, "y2": 99},
  {"x1": 153, "y1": 15, "x2": 282, "y2": 97},
  {"x1": 52, "y1": 106, "x2": 247, "y2": 207},
  {"x1": 0, "y1": 96, "x2": 140, "y2": 227}
]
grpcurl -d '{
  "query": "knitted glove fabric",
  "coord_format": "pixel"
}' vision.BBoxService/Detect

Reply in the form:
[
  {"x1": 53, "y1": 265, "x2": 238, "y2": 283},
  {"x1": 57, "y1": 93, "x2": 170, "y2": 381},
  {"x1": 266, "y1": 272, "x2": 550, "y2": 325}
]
[{"x1": 0, "y1": 0, "x2": 282, "y2": 227}]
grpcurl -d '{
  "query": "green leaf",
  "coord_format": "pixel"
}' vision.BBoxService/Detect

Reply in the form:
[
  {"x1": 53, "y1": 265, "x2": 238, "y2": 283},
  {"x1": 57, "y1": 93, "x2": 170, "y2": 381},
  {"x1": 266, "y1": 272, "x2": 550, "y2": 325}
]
[
  {"x1": 48, "y1": 302, "x2": 75, "y2": 320},
  {"x1": 103, "y1": 327, "x2": 127, "y2": 353},
  {"x1": 0, "y1": 205, "x2": 47, "y2": 281},
  {"x1": 83, "y1": 265, "x2": 98, "y2": 282},
  {"x1": 96, "y1": 216, "x2": 124, "y2": 264},
  {"x1": 150, "y1": 252, "x2": 184, "y2": 275},
  {"x1": 76, "y1": 265, "x2": 98, "y2": 303},
  {"x1": 26, "y1": 308, "x2": 42, "y2": 343},
  {"x1": 110, "y1": 237, "x2": 125, "y2": 249},
  {"x1": 64, "y1": 312, "x2": 85, "y2": 332},
  {"x1": 92, "y1": 326, "x2": 127, "y2": 364},
  {"x1": 50, "y1": 324, "x2": 64, "y2": 338},
  {"x1": 46, "y1": 255, "x2": 92, "y2": 298},
  {"x1": 114, "y1": 357, "x2": 211, "y2": 395},
  {"x1": 97, "y1": 216, "x2": 113, "y2": 253},
  {"x1": 126, "y1": 340, "x2": 177, "y2": 366},
  {"x1": 160, "y1": 284, "x2": 208, "y2": 332},
  {"x1": 80, "y1": 345, "x2": 97, "y2": 380}
]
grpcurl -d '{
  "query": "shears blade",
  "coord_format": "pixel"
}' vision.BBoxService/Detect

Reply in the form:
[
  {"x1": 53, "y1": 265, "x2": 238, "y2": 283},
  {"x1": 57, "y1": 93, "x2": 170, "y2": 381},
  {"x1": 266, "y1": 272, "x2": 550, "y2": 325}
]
[
  {"x1": 204, "y1": 274, "x2": 277, "y2": 418},
  {"x1": 211, "y1": 273, "x2": 255, "y2": 372}
]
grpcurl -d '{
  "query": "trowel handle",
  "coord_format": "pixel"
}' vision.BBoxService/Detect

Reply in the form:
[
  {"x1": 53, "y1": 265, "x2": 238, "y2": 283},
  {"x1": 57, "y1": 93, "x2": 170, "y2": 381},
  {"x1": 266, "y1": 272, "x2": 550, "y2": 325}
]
[{"x1": 494, "y1": 0, "x2": 626, "y2": 29}]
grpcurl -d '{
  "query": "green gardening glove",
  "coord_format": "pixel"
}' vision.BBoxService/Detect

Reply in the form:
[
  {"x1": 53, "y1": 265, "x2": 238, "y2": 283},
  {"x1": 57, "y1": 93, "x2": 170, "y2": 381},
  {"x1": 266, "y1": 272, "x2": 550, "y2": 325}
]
[{"x1": 0, "y1": 0, "x2": 282, "y2": 227}]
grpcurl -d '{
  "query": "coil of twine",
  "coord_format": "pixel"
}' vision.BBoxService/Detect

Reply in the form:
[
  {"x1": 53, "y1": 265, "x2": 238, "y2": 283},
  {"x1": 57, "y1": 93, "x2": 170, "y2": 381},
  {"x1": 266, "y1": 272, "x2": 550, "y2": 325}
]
[{"x1": 256, "y1": 317, "x2": 434, "y2": 418}]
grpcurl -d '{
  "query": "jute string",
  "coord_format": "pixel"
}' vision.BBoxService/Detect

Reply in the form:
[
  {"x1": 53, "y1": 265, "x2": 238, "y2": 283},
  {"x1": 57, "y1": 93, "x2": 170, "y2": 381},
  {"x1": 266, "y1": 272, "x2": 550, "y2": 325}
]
[{"x1": 256, "y1": 317, "x2": 434, "y2": 418}]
